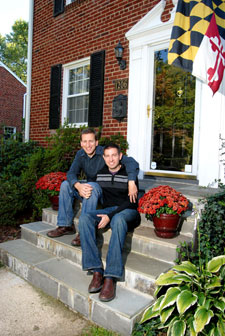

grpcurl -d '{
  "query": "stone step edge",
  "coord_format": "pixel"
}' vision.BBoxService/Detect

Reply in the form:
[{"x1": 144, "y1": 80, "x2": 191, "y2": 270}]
[
  {"x1": 21, "y1": 223, "x2": 173, "y2": 295},
  {"x1": 42, "y1": 207, "x2": 195, "y2": 237},
  {"x1": 38, "y1": 218, "x2": 191, "y2": 251},
  {"x1": 21, "y1": 222, "x2": 181, "y2": 264},
  {"x1": 0, "y1": 240, "x2": 153, "y2": 335}
]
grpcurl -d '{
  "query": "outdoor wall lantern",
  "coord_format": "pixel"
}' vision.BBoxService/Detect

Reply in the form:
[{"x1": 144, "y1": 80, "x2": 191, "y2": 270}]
[{"x1": 114, "y1": 41, "x2": 126, "y2": 70}]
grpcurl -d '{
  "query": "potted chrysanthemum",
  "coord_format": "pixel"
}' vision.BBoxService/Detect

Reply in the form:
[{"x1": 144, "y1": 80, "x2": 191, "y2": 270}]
[
  {"x1": 35, "y1": 172, "x2": 67, "y2": 210},
  {"x1": 138, "y1": 185, "x2": 189, "y2": 238}
]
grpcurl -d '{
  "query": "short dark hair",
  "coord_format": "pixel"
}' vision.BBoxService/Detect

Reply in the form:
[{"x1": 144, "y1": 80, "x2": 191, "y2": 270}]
[
  {"x1": 104, "y1": 143, "x2": 121, "y2": 154},
  {"x1": 80, "y1": 128, "x2": 98, "y2": 141}
]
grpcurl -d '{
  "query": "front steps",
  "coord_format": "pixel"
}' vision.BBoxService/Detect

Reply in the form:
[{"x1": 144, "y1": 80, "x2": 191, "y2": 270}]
[{"x1": 0, "y1": 197, "x2": 197, "y2": 335}]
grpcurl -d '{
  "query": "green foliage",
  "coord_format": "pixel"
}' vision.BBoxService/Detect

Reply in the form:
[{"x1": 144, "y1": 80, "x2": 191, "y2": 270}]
[
  {"x1": 176, "y1": 185, "x2": 225, "y2": 266},
  {"x1": 0, "y1": 139, "x2": 40, "y2": 225},
  {"x1": 0, "y1": 176, "x2": 28, "y2": 225},
  {"x1": 82, "y1": 325, "x2": 119, "y2": 336},
  {"x1": 99, "y1": 132, "x2": 128, "y2": 154},
  {"x1": 0, "y1": 20, "x2": 28, "y2": 82},
  {"x1": 0, "y1": 138, "x2": 38, "y2": 177},
  {"x1": 140, "y1": 256, "x2": 225, "y2": 336},
  {"x1": 44, "y1": 123, "x2": 84, "y2": 172},
  {"x1": 133, "y1": 316, "x2": 165, "y2": 335}
]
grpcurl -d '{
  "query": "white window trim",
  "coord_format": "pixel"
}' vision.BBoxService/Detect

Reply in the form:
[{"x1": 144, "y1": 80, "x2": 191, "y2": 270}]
[{"x1": 62, "y1": 57, "x2": 90, "y2": 127}]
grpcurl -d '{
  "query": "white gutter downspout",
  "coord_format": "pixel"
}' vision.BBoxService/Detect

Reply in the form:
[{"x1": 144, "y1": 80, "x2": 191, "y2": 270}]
[{"x1": 25, "y1": 0, "x2": 34, "y2": 141}]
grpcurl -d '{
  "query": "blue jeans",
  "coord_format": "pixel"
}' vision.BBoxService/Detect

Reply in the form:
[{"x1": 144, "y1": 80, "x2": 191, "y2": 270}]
[
  {"x1": 79, "y1": 208, "x2": 140, "y2": 279},
  {"x1": 57, "y1": 180, "x2": 103, "y2": 227}
]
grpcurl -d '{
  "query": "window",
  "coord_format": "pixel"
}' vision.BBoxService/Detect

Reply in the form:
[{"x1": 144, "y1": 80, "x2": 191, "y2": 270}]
[
  {"x1": 62, "y1": 58, "x2": 90, "y2": 126},
  {"x1": 4, "y1": 126, "x2": 16, "y2": 140}
]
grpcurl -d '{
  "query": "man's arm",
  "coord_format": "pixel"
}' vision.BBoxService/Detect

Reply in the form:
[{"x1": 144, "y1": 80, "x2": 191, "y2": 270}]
[
  {"x1": 97, "y1": 199, "x2": 138, "y2": 229},
  {"x1": 120, "y1": 155, "x2": 139, "y2": 181},
  {"x1": 66, "y1": 150, "x2": 83, "y2": 189},
  {"x1": 121, "y1": 155, "x2": 139, "y2": 202}
]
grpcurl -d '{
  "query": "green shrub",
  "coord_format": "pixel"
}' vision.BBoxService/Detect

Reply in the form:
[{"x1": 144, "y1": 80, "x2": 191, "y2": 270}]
[
  {"x1": 0, "y1": 138, "x2": 38, "y2": 177},
  {"x1": 176, "y1": 185, "x2": 225, "y2": 266},
  {"x1": 99, "y1": 132, "x2": 128, "y2": 154},
  {"x1": 0, "y1": 176, "x2": 28, "y2": 226}
]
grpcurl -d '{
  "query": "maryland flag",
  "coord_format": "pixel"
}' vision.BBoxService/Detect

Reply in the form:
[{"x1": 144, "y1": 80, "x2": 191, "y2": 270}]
[{"x1": 168, "y1": 0, "x2": 225, "y2": 95}]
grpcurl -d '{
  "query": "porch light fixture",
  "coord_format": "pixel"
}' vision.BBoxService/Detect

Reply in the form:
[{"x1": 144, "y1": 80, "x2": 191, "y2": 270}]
[{"x1": 114, "y1": 41, "x2": 126, "y2": 70}]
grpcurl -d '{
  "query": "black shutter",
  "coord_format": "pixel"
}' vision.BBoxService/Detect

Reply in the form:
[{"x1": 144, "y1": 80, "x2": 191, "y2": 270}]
[
  {"x1": 49, "y1": 64, "x2": 62, "y2": 129},
  {"x1": 53, "y1": 0, "x2": 64, "y2": 17},
  {"x1": 88, "y1": 50, "x2": 105, "y2": 127}
]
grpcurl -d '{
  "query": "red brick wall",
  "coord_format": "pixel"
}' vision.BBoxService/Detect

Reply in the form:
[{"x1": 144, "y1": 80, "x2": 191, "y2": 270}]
[
  {"x1": 0, "y1": 66, "x2": 26, "y2": 135},
  {"x1": 30, "y1": 0, "x2": 173, "y2": 146}
]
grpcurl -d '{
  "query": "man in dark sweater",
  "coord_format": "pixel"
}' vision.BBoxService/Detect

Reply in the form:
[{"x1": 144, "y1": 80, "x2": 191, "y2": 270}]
[
  {"x1": 47, "y1": 128, "x2": 139, "y2": 246},
  {"x1": 79, "y1": 143, "x2": 140, "y2": 302}
]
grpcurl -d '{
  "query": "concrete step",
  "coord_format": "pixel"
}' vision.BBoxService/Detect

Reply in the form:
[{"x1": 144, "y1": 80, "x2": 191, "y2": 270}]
[
  {"x1": 21, "y1": 222, "x2": 173, "y2": 295},
  {"x1": 0, "y1": 239, "x2": 153, "y2": 335},
  {"x1": 42, "y1": 206, "x2": 196, "y2": 238},
  {"x1": 42, "y1": 208, "x2": 193, "y2": 263}
]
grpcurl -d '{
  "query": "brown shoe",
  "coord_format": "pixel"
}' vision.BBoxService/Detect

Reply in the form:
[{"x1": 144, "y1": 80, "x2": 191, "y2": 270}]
[
  {"x1": 99, "y1": 278, "x2": 116, "y2": 302},
  {"x1": 47, "y1": 226, "x2": 75, "y2": 238},
  {"x1": 88, "y1": 272, "x2": 104, "y2": 293},
  {"x1": 71, "y1": 233, "x2": 81, "y2": 247}
]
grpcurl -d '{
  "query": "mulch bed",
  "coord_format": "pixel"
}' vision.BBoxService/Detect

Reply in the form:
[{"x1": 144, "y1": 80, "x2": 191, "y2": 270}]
[{"x1": 0, "y1": 225, "x2": 21, "y2": 243}]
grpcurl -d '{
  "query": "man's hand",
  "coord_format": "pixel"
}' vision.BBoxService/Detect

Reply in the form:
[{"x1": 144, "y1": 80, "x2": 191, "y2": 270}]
[
  {"x1": 128, "y1": 180, "x2": 138, "y2": 203},
  {"x1": 74, "y1": 182, "x2": 93, "y2": 199},
  {"x1": 97, "y1": 214, "x2": 110, "y2": 229}
]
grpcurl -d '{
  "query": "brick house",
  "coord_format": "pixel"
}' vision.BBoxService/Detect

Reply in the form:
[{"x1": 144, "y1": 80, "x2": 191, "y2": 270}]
[
  {"x1": 26, "y1": 0, "x2": 225, "y2": 186},
  {"x1": 0, "y1": 62, "x2": 26, "y2": 139}
]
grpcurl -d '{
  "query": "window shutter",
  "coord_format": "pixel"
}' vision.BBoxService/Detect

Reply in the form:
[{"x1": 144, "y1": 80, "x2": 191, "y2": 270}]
[
  {"x1": 53, "y1": 0, "x2": 64, "y2": 17},
  {"x1": 49, "y1": 64, "x2": 62, "y2": 129},
  {"x1": 88, "y1": 50, "x2": 105, "y2": 127}
]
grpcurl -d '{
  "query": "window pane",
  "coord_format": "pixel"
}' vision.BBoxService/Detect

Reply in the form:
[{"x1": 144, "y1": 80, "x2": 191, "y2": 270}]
[{"x1": 67, "y1": 96, "x2": 89, "y2": 123}]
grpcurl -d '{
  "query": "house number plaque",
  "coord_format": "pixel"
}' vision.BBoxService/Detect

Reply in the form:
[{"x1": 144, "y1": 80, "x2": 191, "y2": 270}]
[{"x1": 114, "y1": 79, "x2": 128, "y2": 91}]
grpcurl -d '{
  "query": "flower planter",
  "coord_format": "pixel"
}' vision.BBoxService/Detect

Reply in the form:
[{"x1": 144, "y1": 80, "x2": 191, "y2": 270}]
[
  {"x1": 153, "y1": 214, "x2": 180, "y2": 238},
  {"x1": 49, "y1": 195, "x2": 59, "y2": 211}
]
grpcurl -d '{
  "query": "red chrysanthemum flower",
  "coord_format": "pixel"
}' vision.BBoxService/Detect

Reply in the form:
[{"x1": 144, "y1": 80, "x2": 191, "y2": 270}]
[{"x1": 138, "y1": 185, "x2": 189, "y2": 218}]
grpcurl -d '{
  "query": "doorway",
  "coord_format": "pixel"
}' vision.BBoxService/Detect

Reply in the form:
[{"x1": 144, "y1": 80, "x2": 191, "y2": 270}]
[{"x1": 150, "y1": 48, "x2": 196, "y2": 174}]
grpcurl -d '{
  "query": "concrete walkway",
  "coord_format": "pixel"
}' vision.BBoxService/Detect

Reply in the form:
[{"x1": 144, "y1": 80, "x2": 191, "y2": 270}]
[{"x1": 0, "y1": 267, "x2": 93, "y2": 336}]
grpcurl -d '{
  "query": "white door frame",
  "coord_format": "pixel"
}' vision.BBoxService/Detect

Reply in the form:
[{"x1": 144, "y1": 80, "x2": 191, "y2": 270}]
[{"x1": 125, "y1": 0, "x2": 200, "y2": 179}]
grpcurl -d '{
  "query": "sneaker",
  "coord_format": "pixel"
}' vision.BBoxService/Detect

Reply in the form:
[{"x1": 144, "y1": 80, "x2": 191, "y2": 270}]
[{"x1": 47, "y1": 226, "x2": 75, "y2": 238}]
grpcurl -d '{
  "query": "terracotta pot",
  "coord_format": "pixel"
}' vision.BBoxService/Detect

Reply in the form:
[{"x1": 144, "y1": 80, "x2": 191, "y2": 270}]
[
  {"x1": 153, "y1": 214, "x2": 180, "y2": 238},
  {"x1": 49, "y1": 195, "x2": 59, "y2": 211}
]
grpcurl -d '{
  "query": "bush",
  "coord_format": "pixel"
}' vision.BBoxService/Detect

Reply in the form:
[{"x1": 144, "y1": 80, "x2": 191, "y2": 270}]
[
  {"x1": 176, "y1": 184, "x2": 225, "y2": 266},
  {"x1": 0, "y1": 138, "x2": 38, "y2": 178},
  {"x1": 99, "y1": 132, "x2": 128, "y2": 154},
  {"x1": 0, "y1": 176, "x2": 28, "y2": 225},
  {"x1": 0, "y1": 139, "x2": 40, "y2": 226}
]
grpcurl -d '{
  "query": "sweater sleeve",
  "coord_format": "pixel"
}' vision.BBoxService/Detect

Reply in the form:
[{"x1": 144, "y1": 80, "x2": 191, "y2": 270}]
[
  {"x1": 120, "y1": 155, "x2": 139, "y2": 181},
  {"x1": 66, "y1": 150, "x2": 83, "y2": 189}
]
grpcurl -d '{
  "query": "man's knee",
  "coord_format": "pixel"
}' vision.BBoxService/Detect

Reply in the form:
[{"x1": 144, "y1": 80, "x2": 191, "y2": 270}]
[
  {"x1": 60, "y1": 180, "x2": 71, "y2": 193},
  {"x1": 111, "y1": 214, "x2": 127, "y2": 231}
]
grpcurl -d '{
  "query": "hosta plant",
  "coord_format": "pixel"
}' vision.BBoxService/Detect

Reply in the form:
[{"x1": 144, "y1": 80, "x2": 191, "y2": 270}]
[{"x1": 141, "y1": 255, "x2": 225, "y2": 336}]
